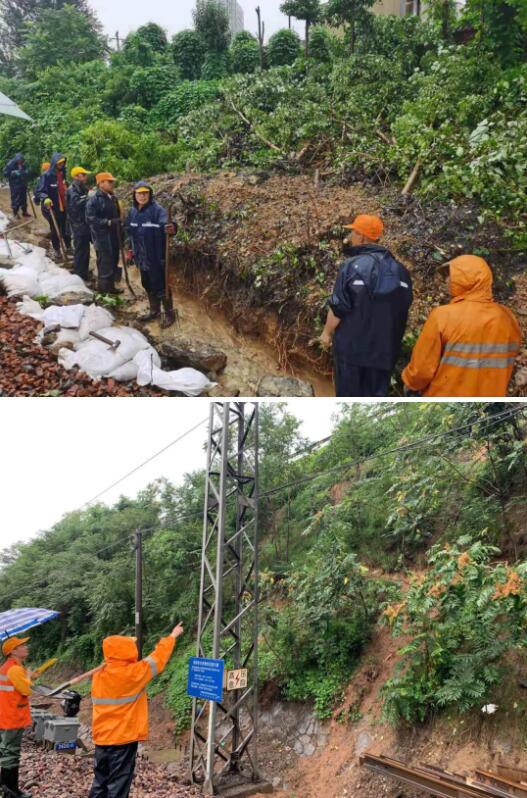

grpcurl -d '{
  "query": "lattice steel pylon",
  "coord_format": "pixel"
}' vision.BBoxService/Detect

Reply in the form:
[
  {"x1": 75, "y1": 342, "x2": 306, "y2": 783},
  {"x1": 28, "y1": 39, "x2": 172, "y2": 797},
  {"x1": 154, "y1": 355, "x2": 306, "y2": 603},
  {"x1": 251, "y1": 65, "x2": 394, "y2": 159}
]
[{"x1": 190, "y1": 402, "x2": 266, "y2": 796}]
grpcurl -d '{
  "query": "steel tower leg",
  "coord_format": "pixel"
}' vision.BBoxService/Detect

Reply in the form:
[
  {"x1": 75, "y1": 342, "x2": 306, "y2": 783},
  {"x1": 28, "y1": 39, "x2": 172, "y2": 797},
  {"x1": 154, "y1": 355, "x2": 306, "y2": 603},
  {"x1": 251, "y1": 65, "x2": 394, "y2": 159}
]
[{"x1": 190, "y1": 402, "x2": 260, "y2": 795}]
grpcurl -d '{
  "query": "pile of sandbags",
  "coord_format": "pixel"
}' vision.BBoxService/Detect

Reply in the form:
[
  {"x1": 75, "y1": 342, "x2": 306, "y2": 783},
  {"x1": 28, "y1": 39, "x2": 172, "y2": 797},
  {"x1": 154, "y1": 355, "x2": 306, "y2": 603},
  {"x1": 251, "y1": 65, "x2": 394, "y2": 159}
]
[
  {"x1": 17, "y1": 298, "x2": 114, "y2": 352},
  {"x1": 0, "y1": 241, "x2": 93, "y2": 302}
]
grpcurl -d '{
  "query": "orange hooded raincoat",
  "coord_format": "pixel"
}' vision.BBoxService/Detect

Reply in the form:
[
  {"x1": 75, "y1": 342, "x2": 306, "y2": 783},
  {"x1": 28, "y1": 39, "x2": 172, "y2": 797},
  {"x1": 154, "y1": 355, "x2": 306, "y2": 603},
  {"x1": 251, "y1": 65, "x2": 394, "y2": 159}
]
[
  {"x1": 402, "y1": 256, "x2": 521, "y2": 397},
  {"x1": 91, "y1": 635, "x2": 175, "y2": 746}
]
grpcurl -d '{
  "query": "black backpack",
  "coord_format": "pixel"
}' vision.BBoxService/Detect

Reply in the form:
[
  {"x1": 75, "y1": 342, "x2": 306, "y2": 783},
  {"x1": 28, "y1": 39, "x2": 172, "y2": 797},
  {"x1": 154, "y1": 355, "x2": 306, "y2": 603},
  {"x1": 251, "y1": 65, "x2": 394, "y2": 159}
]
[{"x1": 345, "y1": 251, "x2": 409, "y2": 298}]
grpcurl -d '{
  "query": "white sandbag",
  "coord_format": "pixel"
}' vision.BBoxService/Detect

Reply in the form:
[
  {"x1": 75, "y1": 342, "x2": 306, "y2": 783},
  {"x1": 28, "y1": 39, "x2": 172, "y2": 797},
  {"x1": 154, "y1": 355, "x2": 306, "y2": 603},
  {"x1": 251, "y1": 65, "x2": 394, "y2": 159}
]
[
  {"x1": 59, "y1": 326, "x2": 157, "y2": 380},
  {"x1": 38, "y1": 269, "x2": 92, "y2": 300},
  {"x1": 134, "y1": 350, "x2": 216, "y2": 396},
  {"x1": 0, "y1": 211, "x2": 8, "y2": 233},
  {"x1": 42, "y1": 304, "x2": 85, "y2": 330},
  {"x1": 78, "y1": 305, "x2": 114, "y2": 341},
  {"x1": 0, "y1": 265, "x2": 41, "y2": 297},
  {"x1": 107, "y1": 362, "x2": 141, "y2": 382},
  {"x1": 16, "y1": 296, "x2": 45, "y2": 320}
]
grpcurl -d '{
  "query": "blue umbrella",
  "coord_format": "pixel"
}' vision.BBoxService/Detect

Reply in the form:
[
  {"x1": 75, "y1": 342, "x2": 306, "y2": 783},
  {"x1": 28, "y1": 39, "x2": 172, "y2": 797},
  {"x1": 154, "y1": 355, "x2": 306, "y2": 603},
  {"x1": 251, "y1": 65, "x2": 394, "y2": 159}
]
[{"x1": 0, "y1": 608, "x2": 59, "y2": 641}]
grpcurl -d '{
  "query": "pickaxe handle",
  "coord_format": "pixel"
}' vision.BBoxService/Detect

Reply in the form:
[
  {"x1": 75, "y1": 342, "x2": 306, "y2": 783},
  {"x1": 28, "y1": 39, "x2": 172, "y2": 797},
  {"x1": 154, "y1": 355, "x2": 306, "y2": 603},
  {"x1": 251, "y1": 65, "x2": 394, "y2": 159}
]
[
  {"x1": 48, "y1": 664, "x2": 104, "y2": 697},
  {"x1": 89, "y1": 331, "x2": 121, "y2": 350}
]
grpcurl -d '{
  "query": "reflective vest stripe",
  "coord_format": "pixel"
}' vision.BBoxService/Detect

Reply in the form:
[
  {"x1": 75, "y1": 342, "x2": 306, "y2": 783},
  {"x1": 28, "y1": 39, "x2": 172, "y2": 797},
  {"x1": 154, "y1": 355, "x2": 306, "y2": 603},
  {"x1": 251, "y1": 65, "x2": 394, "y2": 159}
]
[
  {"x1": 141, "y1": 222, "x2": 161, "y2": 228},
  {"x1": 352, "y1": 280, "x2": 409, "y2": 289},
  {"x1": 445, "y1": 342, "x2": 519, "y2": 355},
  {"x1": 0, "y1": 674, "x2": 10, "y2": 681},
  {"x1": 145, "y1": 656, "x2": 158, "y2": 678},
  {"x1": 441, "y1": 355, "x2": 517, "y2": 369},
  {"x1": 92, "y1": 691, "x2": 144, "y2": 706},
  {"x1": 0, "y1": 685, "x2": 15, "y2": 692}
]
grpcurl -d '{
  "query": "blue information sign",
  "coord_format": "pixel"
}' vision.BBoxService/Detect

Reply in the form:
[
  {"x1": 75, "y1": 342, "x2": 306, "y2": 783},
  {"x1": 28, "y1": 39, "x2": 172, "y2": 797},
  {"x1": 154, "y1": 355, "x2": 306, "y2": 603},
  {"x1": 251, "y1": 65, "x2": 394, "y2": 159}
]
[{"x1": 187, "y1": 657, "x2": 225, "y2": 702}]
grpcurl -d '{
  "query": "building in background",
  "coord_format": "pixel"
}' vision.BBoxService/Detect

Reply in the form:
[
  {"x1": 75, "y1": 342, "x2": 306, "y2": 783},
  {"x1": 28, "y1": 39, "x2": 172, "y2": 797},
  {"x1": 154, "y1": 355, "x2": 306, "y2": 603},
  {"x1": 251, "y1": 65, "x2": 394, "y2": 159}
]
[
  {"x1": 219, "y1": 0, "x2": 245, "y2": 36},
  {"x1": 373, "y1": 0, "x2": 465, "y2": 16}
]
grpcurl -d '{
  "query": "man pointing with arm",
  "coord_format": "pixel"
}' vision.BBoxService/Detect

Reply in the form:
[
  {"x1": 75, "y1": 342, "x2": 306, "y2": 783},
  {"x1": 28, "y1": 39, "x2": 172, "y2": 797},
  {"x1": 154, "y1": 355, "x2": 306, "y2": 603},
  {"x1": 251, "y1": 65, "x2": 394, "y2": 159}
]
[{"x1": 88, "y1": 623, "x2": 184, "y2": 798}]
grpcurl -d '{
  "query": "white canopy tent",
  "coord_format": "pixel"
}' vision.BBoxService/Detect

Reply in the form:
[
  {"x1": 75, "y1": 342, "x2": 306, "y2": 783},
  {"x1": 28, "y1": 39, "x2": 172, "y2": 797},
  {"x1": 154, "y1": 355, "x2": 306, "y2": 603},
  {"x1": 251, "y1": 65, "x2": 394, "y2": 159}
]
[{"x1": 0, "y1": 90, "x2": 32, "y2": 121}]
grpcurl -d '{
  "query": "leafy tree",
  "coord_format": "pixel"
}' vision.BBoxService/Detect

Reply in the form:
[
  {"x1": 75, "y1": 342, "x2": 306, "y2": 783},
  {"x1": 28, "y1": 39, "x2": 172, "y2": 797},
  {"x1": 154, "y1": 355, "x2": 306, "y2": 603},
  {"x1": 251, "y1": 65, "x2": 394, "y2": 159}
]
[
  {"x1": 16, "y1": 6, "x2": 106, "y2": 79},
  {"x1": 280, "y1": 0, "x2": 321, "y2": 55},
  {"x1": 324, "y1": 0, "x2": 375, "y2": 52},
  {"x1": 463, "y1": 0, "x2": 527, "y2": 65},
  {"x1": 123, "y1": 31, "x2": 156, "y2": 67},
  {"x1": 0, "y1": 0, "x2": 100, "y2": 72},
  {"x1": 229, "y1": 31, "x2": 260, "y2": 74},
  {"x1": 427, "y1": 0, "x2": 457, "y2": 40},
  {"x1": 133, "y1": 22, "x2": 168, "y2": 52},
  {"x1": 193, "y1": 0, "x2": 230, "y2": 55},
  {"x1": 267, "y1": 28, "x2": 302, "y2": 66},
  {"x1": 309, "y1": 26, "x2": 333, "y2": 62},
  {"x1": 201, "y1": 51, "x2": 230, "y2": 80},
  {"x1": 129, "y1": 64, "x2": 178, "y2": 109},
  {"x1": 171, "y1": 29, "x2": 205, "y2": 80}
]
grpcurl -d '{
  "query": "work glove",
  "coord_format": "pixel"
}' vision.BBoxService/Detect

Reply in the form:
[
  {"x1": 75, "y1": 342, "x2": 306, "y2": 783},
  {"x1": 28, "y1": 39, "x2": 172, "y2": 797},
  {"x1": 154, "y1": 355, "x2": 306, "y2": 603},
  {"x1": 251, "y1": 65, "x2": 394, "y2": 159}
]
[
  {"x1": 12, "y1": 170, "x2": 21, "y2": 177},
  {"x1": 43, "y1": 198, "x2": 53, "y2": 208},
  {"x1": 126, "y1": 249, "x2": 134, "y2": 264},
  {"x1": 165, "y1": 223, "x2": 176, "y2": 235}
]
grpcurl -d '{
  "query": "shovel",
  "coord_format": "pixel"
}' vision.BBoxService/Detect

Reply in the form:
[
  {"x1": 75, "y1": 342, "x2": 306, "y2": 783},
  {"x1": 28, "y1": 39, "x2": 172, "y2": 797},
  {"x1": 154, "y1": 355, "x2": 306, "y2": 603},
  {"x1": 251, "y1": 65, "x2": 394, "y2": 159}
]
[
  {"x1": 48, "y1": 206, "x2": 71, "y2": 266},
  {"x1": 89, "y1": 331, "x2": 121, "y2": 351}
]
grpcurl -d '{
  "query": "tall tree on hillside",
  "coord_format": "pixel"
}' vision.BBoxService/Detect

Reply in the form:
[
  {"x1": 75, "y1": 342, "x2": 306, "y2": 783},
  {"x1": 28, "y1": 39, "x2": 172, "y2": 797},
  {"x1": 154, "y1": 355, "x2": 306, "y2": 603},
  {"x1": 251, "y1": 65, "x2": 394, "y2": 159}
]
[
  {"x1": 0, "y1": 0, "x2": 101, "y2": 72},
  {"x1": 324, "y1": 0, "x2": 375, "y2": 52},
  {"x1": 463, "y1": 0, "x2": 527, "y2": 64},
  {"x1": 280, "y1": 0, "x2": 321, "y2": 56},
  {"x1": 123, "y1": 23, "x2": 169, "y2": 67},
  {"x1": 171, "y1": 29, "x2": 205, "y2": 80},
  {"x1": 17, "y1": 6, "x2": 106, "y2": 78},
  {"x1": 193, "y1": 0, "x2": 230, "y2": 55}
]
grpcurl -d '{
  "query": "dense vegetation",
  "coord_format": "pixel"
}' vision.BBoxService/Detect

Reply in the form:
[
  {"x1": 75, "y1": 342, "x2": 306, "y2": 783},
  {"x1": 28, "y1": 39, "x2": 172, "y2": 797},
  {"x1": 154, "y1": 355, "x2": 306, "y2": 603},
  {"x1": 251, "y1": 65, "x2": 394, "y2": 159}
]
[
  {"x1": 1, "y1": 403, "x2": 526, "y2": 731},
  {"x1": 0, "y1": 1, "x2": 526, "y2": 247}
]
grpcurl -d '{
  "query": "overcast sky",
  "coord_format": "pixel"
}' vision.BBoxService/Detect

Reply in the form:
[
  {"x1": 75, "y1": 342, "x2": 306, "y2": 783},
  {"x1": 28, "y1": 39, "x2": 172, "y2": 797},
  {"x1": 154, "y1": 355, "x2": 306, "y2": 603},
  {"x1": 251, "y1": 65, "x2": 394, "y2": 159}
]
[
  {"x1": 88, "y1": 0, "x2": 304, "y2": 41},
  {"x1": 0, "y1": 399, "x2": 345, "y2": 551}
]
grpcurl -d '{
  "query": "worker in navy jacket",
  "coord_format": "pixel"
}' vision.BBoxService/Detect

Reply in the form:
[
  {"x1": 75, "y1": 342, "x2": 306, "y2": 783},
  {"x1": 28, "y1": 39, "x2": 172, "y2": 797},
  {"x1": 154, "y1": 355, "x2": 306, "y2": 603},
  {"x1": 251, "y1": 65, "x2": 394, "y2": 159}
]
[
  {"x1": 35, "y1": 152, "x2": 72, "y2": 258},
  {"x1": 126, "y1": 182, "x2": 176, "y2": 328},
  {"x1": 3, "y1": 154, "x2": 29, "y2": 218},
  {"x1": 320, "y1": 214, "x2": 413, "y2": 397}
]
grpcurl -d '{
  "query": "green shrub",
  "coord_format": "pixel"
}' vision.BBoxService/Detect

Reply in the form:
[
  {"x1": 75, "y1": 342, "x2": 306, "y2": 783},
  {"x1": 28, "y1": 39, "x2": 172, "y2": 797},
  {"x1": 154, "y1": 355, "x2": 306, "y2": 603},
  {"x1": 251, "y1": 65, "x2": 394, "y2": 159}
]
[{"x1": 382, "y1": 538, "x2": 527, "y2": 724}]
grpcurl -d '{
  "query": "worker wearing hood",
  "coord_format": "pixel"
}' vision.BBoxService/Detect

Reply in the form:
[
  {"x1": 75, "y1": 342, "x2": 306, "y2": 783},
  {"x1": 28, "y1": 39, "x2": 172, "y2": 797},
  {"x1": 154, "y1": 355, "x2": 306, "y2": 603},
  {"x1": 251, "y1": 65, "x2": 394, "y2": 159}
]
[
  {"x1": 88, "y1": 623, "x2": 183, "y2": 798},
  {"x1": 126, "y1": 182, "x2": 177, "y2": 328},
  {"x1": 36, "y1": 152, "x2": 71, "y2": 259},
  {"x1": 3, "y1": 154, "x2": 29, "y2": 219},
  {"x1": 402, "y1": 256, "x2": 521, "y2": 397}
]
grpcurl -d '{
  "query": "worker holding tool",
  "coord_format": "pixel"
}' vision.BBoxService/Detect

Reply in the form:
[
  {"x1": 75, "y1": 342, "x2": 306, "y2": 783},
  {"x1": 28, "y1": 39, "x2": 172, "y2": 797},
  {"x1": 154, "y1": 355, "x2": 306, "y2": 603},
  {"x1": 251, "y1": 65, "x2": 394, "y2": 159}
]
[
  {"x1": 36, "y1": 153, "x2": 72, "y2": 261},
  {"x1": 67, "y1": 166, "x2": 93, "y2": 283},
  {"x1": 402, "y1": 255, "x2": 522, "y2": 397},
  {"x1": 88, "y1": 623, "x2": 184, "y2": 798},
  {"x1": 126, "y1": 182, "x2": 177, "y2": 327},
  {"x1": 86, "y1": 173, "x2": 123, "y2": 296},
  {"x1": 0, "y1": 637, "x2": 35, "y2": 798},
  {"x1": 3, "y1": 154, "x2": 30, "y2": 220},
  {"x1": 320, "y1": 214, "x2": 413, "y2": 397}
]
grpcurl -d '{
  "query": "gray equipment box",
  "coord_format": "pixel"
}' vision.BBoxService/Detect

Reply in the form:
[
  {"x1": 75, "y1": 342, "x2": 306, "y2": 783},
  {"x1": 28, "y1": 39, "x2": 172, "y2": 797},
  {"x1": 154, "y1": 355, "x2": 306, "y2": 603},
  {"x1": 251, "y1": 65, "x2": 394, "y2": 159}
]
[
  {"x1": 43, "y1": 718, "x2": 80, "y2": 746},
  {"x1": 33, "y1": 712, "x2": 56, "y2": 743}
]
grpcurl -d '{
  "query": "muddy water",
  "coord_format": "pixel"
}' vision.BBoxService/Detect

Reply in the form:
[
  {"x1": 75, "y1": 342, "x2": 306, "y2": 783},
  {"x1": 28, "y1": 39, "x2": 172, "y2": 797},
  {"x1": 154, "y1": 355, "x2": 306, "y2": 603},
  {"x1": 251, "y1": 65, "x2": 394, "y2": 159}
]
[{"x1": 0, "y1": 189, "x2": 334, "y2": 397}]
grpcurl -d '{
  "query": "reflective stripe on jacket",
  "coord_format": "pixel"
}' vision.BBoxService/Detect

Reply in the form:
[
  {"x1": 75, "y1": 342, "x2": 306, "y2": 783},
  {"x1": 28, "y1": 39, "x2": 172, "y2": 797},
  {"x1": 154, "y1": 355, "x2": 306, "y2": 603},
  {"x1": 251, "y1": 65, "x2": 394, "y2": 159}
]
[
  {"x1": 0, "y1": 658, "x2": 32, "y2": 730},
  {"x1": 402, "y1": 256, "x2": 522, "y2": 397},
  {"x1": 91, "y1": 635, "x2": 175, "y2": 746}
]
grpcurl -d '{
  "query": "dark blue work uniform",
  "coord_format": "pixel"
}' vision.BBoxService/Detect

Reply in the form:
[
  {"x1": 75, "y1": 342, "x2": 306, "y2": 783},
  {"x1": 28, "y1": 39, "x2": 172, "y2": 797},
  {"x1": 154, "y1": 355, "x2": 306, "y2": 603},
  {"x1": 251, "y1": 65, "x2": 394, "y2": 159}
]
[
  {"x1": 4, "y1": 154, "x2": 29, "y2": 216},
  {"x1": 330, "y1": 244, "x2": 413, "y2": 397},
  {"x1": 126, "y1": 185, "x2": 168, "y2": 300},
  {"x1": 67, "y1": 179, "x2": 92, "y2": 281},
  {"x1": 36, "y1": 152, "x2": 72, "y2": 253}
]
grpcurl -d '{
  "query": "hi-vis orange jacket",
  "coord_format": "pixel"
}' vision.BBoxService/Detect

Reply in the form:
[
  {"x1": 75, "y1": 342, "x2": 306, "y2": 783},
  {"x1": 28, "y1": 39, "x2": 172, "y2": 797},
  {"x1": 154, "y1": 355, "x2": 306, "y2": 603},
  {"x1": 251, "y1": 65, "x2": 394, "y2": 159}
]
[
  {"x1": 91, "y1": 635, "x2": 175, "y2": 746},
  {"x1": 402, "y1": 256, "x2": 522, "y2": 397},
  {"x1": 0, "y1": 658, "x2": 32, "y2": 730}
]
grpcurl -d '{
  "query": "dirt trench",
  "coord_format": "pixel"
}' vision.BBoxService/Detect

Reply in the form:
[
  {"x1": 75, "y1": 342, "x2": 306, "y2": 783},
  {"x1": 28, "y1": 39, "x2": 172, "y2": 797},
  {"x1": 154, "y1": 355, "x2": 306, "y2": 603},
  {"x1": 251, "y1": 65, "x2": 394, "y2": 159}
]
[{"x1": 0, "y1": 187, "x2": 334, "y2": 397}]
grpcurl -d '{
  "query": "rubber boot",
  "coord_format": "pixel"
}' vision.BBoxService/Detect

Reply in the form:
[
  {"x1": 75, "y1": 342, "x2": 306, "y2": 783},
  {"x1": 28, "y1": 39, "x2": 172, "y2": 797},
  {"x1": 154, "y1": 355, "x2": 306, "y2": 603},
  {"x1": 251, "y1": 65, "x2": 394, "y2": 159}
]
[
  {"x1": 1, "y1": 767, "x2": 28, "y2": 798},
  {"x1": 161, "y1": 295, "x2": 176, "y2": 329},
  {"x1": 139, "y1": 294, "x2": 161, "y2": 323}
]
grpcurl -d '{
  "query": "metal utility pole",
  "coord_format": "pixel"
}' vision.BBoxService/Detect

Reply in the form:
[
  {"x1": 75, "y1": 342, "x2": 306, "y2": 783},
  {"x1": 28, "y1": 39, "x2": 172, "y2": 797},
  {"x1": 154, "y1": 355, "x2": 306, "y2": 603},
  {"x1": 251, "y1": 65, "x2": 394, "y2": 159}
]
[
  {"x1": 134, "y1": 528, "x2": 143, "y2": 659},
  {"x1": 190, "y1": 403, "x2": 269, "y2": 796}
]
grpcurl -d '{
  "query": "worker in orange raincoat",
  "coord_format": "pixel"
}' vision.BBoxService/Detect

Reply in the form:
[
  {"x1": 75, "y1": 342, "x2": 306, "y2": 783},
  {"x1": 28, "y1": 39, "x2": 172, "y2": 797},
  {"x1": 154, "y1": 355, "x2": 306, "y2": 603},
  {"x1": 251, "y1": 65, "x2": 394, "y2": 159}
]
[
  {"x1": 88, "y1": 623, "x2": 184, "y2": 798},
  {"x1": 402, "y1": 255, "x2": 522, "y2": 397},
  {"x1": 0, "y1": 637, "x2": 34, "y2": 798}
]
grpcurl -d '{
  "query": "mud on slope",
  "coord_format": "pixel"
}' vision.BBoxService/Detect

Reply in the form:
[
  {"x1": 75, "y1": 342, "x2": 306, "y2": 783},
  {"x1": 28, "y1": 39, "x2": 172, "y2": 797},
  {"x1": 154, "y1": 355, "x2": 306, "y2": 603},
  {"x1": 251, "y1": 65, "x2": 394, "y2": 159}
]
[{"x1": 142, "y1": 171, "x2": 527, "y2": 395}]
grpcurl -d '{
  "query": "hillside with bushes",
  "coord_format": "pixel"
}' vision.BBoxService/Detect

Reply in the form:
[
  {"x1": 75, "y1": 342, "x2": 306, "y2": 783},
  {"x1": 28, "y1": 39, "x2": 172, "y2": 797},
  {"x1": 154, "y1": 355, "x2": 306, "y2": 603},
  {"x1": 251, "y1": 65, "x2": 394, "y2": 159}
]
[
  {"x1": 1, "y1": 402, "x2": 526, "y2": 743},
  {"x1": 0, "y1": 1, "x2": 526, "y2": 250}
]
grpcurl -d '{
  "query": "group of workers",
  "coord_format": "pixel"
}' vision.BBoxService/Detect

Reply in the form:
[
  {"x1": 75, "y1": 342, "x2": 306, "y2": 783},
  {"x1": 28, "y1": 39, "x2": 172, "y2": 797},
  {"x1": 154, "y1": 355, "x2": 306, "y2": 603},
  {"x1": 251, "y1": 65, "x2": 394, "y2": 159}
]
[
  {"x1": 321, "y1": 214, "x2": 522, "y2": 398},
  {"x1": 3, "y1": 154, "x2": 523, "y2": 397},
  {"x1": 4, "y1": 153, "x2": 177, "y2": 328},
  {"x1": 0, "y1": 625, "x2": 184, "y2": 798}
]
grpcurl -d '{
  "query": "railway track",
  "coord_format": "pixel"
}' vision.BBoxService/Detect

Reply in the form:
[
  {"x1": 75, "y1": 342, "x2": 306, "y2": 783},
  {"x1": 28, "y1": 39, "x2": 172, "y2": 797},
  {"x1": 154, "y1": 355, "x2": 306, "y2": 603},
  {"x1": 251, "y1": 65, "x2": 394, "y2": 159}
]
[{"x1": 361, "y1": 754, "x2": 527, "y2": 798}]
